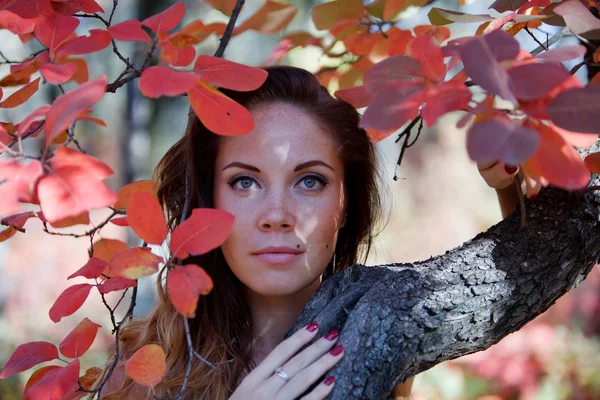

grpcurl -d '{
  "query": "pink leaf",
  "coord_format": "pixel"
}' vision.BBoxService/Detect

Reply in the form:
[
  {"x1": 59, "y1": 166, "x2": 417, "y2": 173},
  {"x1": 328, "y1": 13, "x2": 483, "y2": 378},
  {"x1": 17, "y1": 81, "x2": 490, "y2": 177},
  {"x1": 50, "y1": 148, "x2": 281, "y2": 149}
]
[
  {"x1": 535, "y1": 45, "x2": 587, "y2": 63},
  {"x1": 508, "y1": 63, "x2": 572, "y2": 100},
  {"x1": 421, "y1": 83, "x2": 472, "y2": 127},
  {"x1": 548, "y1": 122, "x2": 598, "y2": 148},
  {"x1": 40, "y1": 63, "x2": 77, "y2": 84},
  {"x1": 405, "y1": 34, "x2": 446, "y2": 83},
  {"x1": 0, "y1": 341, "x2": 59, "y2": 379},
  {"x1": 334, "y1": 85, "x2": 373, "y2": 109},
  {"x1": 141, "y1": 1, "x2": 185, "y2": 34},
  {"x1": 138, "y1": 66, "x2": 198, "y2": 98},
  {"x1": 49, "y1": 284, "x2": 93, "y2": 323},
  {"x1": 44, "y1": 75, "x2": 107, "y2": 144},
  {"x1": 108, "y1": 20, "x2": 151, "y2": 43},
  {"x1": 0, "y1": 159, "x2": 43, "y2": 216},
  {"x1": 363, "y1": 55, "x2": 426, "y2": 93},
  {"x1": 467, "y1": 116, "x2": 540, "y2": 164},
  {"x1": 0, "y1": 10, "x2": 35, "y2": 34},
  {"x1": 547, "y1": 85, "x2": 600, "y2": 134},
  {"x1": 554, "y1": 0, "x2": 600, "y2": 40},
  {"x1": 26, "y1": 359, "x2": 80, "y2": 400},
  {"x1": 360, "y1": 84, "x2": 426, "y2": 131},
  {"x1": 6, "y1": 0, "x2": 52, "y2": 19},
  {"x1": 50, "y1": 146, "x2": 113, "y2": 180},
  {"x1": 193, "y1": 55, "x2": 269, "y2": 91},
  {"x1": 17, "y1": 105, "x2": 50, "y2": 136}
]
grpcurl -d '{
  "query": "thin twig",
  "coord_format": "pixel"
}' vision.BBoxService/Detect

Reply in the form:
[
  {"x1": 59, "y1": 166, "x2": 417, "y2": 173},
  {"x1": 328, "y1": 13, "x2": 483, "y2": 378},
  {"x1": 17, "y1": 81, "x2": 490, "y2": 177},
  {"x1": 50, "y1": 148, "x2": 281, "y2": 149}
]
[
  {"x1": 0, "y1": 50, "x2": 18, "y2": 64},
  {"x1": 530, "y1": 26, "x2": 570, "y2": 57},
  {"x1": 214, "y1": 0, "x2": 245, "y2": 58},
  {"x1": 392, "y1": 115, "x2": 422, "y2": 181},
  {"x1": 524, "y1": 27, "x2": 547, "y2": 52}
]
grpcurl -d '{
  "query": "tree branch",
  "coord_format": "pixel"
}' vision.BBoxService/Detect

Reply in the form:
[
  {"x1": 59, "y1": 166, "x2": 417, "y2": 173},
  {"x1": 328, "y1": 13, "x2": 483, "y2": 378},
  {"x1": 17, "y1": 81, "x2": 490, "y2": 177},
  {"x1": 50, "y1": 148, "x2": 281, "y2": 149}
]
[{"x1": 287, "y1": 141, "x2": 600, "y2": 399}]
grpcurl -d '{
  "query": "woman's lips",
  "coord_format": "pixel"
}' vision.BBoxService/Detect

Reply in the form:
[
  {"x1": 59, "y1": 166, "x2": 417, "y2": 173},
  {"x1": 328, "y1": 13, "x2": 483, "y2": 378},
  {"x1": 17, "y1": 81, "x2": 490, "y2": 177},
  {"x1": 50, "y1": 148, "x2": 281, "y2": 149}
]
[{"x1": 254, "y1": 252, "x2": 303, "y2": 264}]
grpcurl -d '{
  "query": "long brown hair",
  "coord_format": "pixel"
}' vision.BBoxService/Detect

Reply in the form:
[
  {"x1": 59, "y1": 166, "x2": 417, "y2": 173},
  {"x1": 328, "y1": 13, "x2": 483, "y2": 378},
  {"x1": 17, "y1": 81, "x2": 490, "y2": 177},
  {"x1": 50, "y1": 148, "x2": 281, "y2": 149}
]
[{"x1": 97, "y1": 66, "x2": 382, "y2": 399}]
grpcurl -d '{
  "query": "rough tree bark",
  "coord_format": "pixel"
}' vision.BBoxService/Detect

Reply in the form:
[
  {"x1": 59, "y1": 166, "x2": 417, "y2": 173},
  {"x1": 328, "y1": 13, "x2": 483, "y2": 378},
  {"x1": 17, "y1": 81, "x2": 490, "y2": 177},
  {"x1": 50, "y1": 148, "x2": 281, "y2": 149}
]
[{"x1": 287, "y1": 142, "x2": 600, "y2": 399}]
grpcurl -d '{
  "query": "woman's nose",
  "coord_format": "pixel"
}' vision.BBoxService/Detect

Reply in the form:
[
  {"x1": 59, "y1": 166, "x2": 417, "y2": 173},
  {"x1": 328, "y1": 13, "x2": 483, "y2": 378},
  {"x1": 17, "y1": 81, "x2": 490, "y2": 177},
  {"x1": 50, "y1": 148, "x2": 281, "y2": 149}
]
[{"x1": 258, "y1": 192, "x2": 295, "y2": 232}]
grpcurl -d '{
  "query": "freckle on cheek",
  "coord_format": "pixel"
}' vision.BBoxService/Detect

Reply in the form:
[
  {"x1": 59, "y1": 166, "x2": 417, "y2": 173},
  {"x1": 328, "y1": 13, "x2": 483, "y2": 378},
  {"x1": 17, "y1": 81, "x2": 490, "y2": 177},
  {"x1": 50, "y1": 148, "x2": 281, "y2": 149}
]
[{"x1": 297, "y1": 244, "x2": 300, "y2": 249}]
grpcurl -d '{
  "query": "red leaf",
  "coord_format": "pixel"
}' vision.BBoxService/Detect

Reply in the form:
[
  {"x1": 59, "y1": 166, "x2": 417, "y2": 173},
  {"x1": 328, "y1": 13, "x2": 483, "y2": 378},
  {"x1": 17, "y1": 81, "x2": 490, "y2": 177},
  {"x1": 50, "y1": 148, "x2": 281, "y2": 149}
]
[
  {"x1": 127, "y1": 192, "x2": 167, "y2": 245},
  {"x1": 467, "y1": 116, "x2": 540, "y2": 164},
  {"x1": 548, "y1": 121, "x2": 598, "y2": 148},
  {"x1": 360, "y1": 84, "x2": 426, "y2": 131},
  {"x1": 37, "y1": 166, "x2": 116, "y2": 223},
  {"x1": 108, "y1": 247, "x2": 163, "y2": 279},
  {"x1": 363, "y1": 55, "x2": 426, "y2": 93},
  {"x1": 1, "y1": 210, "x2": 33, "y2": 229},
  {"x1": 40, "y1": 63, "x2": 77, "y2": 84},
  {"x1": 97, "y1": 276, "x2": 137, "y2": 294},
  {"x1": 0, "y1": 341, "x2": 59, "y2": 379},
  {"x1": 0, "y1": 9, "x2": 35, "y2": 34},
  {"x1": 188, "y1": 81, "x2": 255, "y2": 136},
  {"x1": 141, "y1": 1, "x2": 185, "y2": 34},
  {"x1": 49, "y1": 283, "x2": 93, "y2": 323},
  {"x1": 34, "y1": 11, "x2": 79, "y2": 53},
  {"x1": 169, "y1": 208, "x2": 235, "y2": 259},
  {"x1": 526, "y1": 120, "x2": 590, "y2": 189},
  {"x1": 421, "y1": 82, "x2": 472, "y2": 127},
  {"x1": 585, "y1": 152, "x2": 600, "y2": 174},
  {"x1": 167, "y1": 264, "x2": 213, "y2": 317},
  {"x1": 67, "y1": 257, "x2": 108, "y2": 280},
  {"x1": 108, "y1": 19, "x2": 151, "y2": 43},
  {"x1": 193, "y1": 55, "x2": 268, "y2": 92},
  {"x1": 508, "y1": 63, "x2": 572, "y2": 100},
  {"x1": 0, "y1": 77, "x2": 39, "y2": 108},
  {"x1": 334, "y1": 85, "x2": 373, "y2": 108},
  {"x1": 114, "y1": 180, "x2": 157, "y2": 210},
  {"x1": 124, "y1": 344, "x2": 166, "y2": 387},
  {"x1": 77, "y1": 0, "x2": 104, "y2": 13},
  {"x1": 204, "y1": 0, "x2": 237, "y2": 16},
  {"x1": 26, "y1": 359, "x2": 80, "y2": 400},
  {"x1": 23, "y1": 365, "x2": 61, "y2": 400},
  {"x1": 6, "y1": 0, "x2": 52, "y2": 19},
  {"x1": 387, "y1": 27, "x2": 414, "y2": 56},
  {"x1": 110, "y1": 216, "x2": 129, "y2": 226},
  {"x1": 413, "y1": 25, "x2": 450, "y2": 44},
  {"x1": 138, "y1": 66, "x2": 198, "y2": 98},
  {"x1": 50, "y1": 146, "x2": 113, "y2": 180},
  {"x1": 91, "y1": 238, "x2": 129, "y2": 263},
  {"x1": 233, "y1": 0, "x2": 297, "y2": 35},
  {"x1": 44, "y1": 75, "x2": 107, "y2": 144},
  {"x1": 406, "y1": 34, "x2": 446, "y2": 83},
  {"x1": 55, "y1": 29, "x2": 112, "y2": 57},
  {"x1": 547, "y1": 85, "x2": 600, "y2": 134},
  {"x1": 160, "y1": 41, "x2": 196, "y2": 67},
  {"x1": 0, "y1": 159, "x2": 43, "y2": 216},
  {"x1": 59, "y1": 318, "x2": 101, "y2": 358},
  {"x1": 17, "y1": 105, "x2": 50, "y2": 135}
]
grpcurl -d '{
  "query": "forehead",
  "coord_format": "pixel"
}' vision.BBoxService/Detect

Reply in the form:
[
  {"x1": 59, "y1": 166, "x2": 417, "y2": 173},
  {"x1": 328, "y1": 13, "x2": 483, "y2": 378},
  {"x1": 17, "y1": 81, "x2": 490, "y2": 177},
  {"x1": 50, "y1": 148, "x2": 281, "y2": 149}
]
[{"x1": 216, "y1": 102, "x2": 341, "y2": 165}]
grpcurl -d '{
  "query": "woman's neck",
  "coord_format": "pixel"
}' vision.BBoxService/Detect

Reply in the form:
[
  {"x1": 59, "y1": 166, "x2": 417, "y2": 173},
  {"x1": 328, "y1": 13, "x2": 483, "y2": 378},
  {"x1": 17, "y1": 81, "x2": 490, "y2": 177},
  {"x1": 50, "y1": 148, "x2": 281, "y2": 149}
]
[{"x1": 245, "y1": 277, "x2": 321, "y2": 365}]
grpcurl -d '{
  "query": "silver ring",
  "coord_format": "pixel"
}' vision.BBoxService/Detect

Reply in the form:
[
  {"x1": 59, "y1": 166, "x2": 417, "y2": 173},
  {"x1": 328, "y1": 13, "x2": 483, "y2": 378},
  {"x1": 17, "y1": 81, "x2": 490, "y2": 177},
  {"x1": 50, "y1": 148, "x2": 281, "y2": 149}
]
[{"x1": 274, "y1": 366, "x2": 290, "y2": 382}]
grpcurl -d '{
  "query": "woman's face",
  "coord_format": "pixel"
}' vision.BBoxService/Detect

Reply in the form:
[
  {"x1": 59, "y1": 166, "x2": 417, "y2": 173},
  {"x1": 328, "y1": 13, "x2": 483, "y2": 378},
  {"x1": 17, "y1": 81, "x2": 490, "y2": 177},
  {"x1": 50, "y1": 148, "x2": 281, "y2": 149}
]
[{"x1": 213, "y1": 102, "x2": 346, "y2": 297}]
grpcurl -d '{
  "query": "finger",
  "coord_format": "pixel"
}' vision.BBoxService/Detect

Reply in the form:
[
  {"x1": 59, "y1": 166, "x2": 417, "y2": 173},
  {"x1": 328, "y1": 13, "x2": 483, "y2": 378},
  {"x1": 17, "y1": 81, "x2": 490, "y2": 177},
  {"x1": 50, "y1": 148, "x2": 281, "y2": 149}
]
[
  {"x1": 480, "y1": 161, "x2": 519, "y2": 190},
  {"x1": 277, "y1": 345, "x2": 344, "y2": 399},
  {"x1": 298, "y1": 376, "x2": 335, "y2": 400},
  {"x1": 476, "y1": 159, "x2": 499, "y2": 172},
  {"x1": 266, "y1": 329, "x2": 339, "y2": 392},
  {"x1": 250, "y1": 322, "x2": 320, "y2": 382}
]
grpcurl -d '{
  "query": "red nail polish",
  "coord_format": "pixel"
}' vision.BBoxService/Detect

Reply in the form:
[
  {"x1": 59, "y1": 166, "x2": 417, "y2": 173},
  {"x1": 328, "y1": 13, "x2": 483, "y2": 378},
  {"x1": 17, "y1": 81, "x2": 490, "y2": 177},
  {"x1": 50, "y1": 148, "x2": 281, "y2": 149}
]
[
  {"x1": 324, "y1": 329, "x2": 339, "y2": 341},
  {"x1": 306, "y1": 322, "x2": 318, "y2": 332},
  {"x1": 505, "y1": 165, "x2": 518, "y2": 174},
  {"x1": 324, "y1": 376, "x2": 335, "y2": 386},
  {"x1": 329, "y1": 345, "x2": 343, "y2": 356}
]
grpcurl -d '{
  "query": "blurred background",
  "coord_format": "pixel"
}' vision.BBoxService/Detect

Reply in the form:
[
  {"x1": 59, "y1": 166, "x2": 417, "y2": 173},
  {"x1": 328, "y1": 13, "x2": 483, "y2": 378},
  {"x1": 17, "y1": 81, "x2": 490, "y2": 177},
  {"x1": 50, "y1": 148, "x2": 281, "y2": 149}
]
[{"x1": 0, "y1": 0, "x2": 598, "y2": 399}]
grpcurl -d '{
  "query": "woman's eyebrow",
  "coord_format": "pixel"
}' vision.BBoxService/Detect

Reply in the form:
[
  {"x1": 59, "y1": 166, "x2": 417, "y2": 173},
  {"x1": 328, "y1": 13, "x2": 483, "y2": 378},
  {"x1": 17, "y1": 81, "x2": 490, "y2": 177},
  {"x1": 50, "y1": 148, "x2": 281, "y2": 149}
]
[
  {"x1": 222, "y1": 162, "x2": 261, "y2": 172},
  {"x1": 294, "y1": 160, "x2": 334, "y2": 172}
]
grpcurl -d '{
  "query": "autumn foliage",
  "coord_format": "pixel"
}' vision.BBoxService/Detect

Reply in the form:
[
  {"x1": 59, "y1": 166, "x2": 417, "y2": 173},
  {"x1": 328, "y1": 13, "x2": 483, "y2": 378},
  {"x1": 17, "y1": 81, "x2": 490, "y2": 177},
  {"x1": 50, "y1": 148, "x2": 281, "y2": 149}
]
[{"x1": 0, "y1": 0, "x2": 599, "y2": 397}]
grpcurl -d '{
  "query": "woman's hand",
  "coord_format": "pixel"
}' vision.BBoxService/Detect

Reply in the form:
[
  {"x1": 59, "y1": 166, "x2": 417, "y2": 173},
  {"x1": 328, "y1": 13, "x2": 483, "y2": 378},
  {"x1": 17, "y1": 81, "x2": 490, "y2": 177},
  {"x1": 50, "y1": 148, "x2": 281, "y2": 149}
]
[
  {"x1": 477, "y1": 160, "x2": 519, "y2": 190},
  {"x1": 230, "y1": 322, "x2": 344, "y2": 400}
]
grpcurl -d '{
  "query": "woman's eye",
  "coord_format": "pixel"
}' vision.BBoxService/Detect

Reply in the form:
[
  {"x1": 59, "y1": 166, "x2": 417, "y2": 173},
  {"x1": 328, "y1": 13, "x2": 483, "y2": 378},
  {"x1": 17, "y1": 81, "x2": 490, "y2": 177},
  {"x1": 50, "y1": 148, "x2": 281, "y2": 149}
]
[
  {"x1": 229, "y1": 176, "x2": 258, "y2": 190},
  {"x1": 297, "y1": 175, "x2": 327, "y2": 190}
]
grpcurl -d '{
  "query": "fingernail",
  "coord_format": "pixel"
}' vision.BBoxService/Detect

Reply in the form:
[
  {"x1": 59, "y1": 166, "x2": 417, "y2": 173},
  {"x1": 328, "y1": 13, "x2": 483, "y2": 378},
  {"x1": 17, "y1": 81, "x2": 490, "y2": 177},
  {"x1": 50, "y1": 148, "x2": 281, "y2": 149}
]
[
  {"x1": 324, "y1": 376, "x2": 335, "y2": 386},
  {"x1": 329, "y1": 345, "x2": 344, "y2": 356},
  {"x1": 306, "y1": 322, "x2": 319, "y2": 332},
  {"x1": 530, "y1": 194, "x2": 538, "y2": 200},
  {"x1": 505, "y1": 165, "x2": 518, "y2": 174},
  {"x1": 324, "y1": 329, "x2": 339, "y2": 341}
]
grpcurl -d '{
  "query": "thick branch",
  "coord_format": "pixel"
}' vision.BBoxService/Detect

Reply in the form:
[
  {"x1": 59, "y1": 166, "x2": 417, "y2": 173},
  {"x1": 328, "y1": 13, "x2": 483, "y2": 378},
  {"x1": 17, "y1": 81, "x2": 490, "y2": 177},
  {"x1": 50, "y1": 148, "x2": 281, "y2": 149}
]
[{"x1": 287, "y1": 142, "x2": 600, "y2": 399}]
